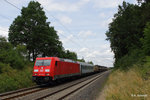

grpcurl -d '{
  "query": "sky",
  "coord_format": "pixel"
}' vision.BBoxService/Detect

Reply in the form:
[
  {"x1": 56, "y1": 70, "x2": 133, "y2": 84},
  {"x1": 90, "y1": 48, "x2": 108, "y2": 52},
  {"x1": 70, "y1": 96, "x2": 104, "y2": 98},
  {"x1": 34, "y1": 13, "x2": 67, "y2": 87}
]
[{"x1": 0, "y1": 0, "x2": 137, "y2": 67}]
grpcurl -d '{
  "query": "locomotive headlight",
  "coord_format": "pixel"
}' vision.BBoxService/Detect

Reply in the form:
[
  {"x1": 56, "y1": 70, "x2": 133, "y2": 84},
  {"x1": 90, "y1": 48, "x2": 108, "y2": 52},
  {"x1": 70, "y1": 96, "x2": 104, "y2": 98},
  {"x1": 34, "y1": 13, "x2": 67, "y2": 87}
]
[
  {"x1": 45, "y1": 69, "x2": 50, "y2": 72},
  {"x1": 34, "y1": 69, "x2": 38, "y2": 72}
]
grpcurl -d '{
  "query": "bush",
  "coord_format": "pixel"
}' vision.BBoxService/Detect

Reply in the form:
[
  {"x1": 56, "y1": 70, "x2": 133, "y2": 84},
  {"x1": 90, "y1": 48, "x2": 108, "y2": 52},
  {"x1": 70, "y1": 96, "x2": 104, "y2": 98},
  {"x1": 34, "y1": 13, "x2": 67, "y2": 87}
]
[
  {"x1": 0, "y1": 62, "x2": 8, "y2": 73},
  {"x1": 138, "y1": 56, "x2": 150, "y2": 79},
  {"x1": 0, "y1": 63, "x2": 35, "y2": 93},
  {"x1": 114, "y1": 49, "x2": 144, "y2": 70},
  {"x1": 0, "y1": 36, "x2": 35, "y2": 93},
  {"x1": 141, "y1": 22, "x2": 150, "y2": 55},
  {"x1": 0, "y1": 36, "x2": 26, "y2": 69}
]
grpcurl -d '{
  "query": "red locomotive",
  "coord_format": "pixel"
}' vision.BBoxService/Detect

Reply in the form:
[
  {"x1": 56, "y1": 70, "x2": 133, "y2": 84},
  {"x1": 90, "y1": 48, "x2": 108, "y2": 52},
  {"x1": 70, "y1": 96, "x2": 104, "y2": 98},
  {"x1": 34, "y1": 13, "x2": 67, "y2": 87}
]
[{"x1": 32, "y1": 57, "x2": 94, "y2": 85}]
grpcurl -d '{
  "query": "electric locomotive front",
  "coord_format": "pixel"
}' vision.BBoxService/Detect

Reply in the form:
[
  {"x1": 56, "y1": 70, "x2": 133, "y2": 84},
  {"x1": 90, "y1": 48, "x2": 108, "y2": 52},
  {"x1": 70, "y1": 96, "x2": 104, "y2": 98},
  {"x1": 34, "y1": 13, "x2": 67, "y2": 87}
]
[{"x1": 32, "y1": 57, "x2": 58, "y2": 84}]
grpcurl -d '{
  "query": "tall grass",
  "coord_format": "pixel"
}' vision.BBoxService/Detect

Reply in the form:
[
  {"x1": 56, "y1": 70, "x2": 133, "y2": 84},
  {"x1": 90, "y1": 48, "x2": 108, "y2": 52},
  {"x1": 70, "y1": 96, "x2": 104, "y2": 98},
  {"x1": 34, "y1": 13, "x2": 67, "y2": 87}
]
[
  {"x1": 0, "y1": 63, "x2": 35, "y2": 93},
  {"x1": 104, "y1": 67, "x2": 150, "y2": 100}
]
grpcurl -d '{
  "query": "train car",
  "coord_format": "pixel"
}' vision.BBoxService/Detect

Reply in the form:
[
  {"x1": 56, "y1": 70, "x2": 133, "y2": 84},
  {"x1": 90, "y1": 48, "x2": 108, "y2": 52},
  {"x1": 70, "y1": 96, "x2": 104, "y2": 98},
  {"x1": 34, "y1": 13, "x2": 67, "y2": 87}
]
[
  {"x1": 32, "y1": 57, "x2": 80, "y2": 84},
  {"x1": 100, "y1": 66, "x2": 108, "y2": 72},
  {"x1": 93, "y1": 65, "x2": 100, "y2": 72},
  {"x1": 78, "y1": 62, "x2": 94, "y2": 75},
  {"x1": 94, "y1": 65, "x2": 108, "y2": 72}
]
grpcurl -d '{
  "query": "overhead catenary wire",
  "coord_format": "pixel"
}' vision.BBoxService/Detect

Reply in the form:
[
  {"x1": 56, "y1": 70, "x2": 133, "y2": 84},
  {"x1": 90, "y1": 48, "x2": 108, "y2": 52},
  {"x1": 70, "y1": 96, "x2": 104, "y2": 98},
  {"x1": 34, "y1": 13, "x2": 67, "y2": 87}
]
[
  {"x1": 42, "y1": 11, "x2": 84, "y2": 48},
  {"x1": 2, "y1": 0, "x2": 80, "y2": 58},
  {"x1": 0, "y1": 15, "x2": 59, "y2": 57},
  {"x1": 4, "y1": 0, "x2": 84, "y2": 49},
  {"x1": 4, "y1": 0, "x2": 21, "y2": 10},
  {"x1": 3, "y1": 0, "x2": 100, "y2": 63},
  {"x1": 42, "y1": 6, "x2": 90, "y2": 49},
  {"x1": 2, "y1": 0, "x2": 114, "y2": 66},
  {"x1": 33, "y1": 0, "x2": 90, "y2": 49},
  {"x1": 0, "y1": 14, "x2": 12, "y2": 21},
  {"x1": 39, "y1": 1, "x2": 94, "y2": 61}
]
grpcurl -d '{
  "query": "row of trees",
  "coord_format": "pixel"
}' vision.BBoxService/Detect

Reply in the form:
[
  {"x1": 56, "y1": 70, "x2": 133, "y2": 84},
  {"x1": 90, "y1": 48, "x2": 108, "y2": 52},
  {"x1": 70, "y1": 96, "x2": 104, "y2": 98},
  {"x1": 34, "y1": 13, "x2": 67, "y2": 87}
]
[
  {"x1": 8, "y1": 1, "x2": 77, "y2": 61},
  {"x1": 106, "y1": 0, "x2": 150, "y2": 69}
]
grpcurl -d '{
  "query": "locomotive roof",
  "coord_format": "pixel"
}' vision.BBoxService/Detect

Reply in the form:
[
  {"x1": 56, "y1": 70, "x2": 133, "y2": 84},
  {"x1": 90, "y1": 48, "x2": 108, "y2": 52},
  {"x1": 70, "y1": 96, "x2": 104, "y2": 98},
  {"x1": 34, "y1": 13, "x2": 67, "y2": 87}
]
[
  {"x1": 59, "y1": 58, "x2": 77, "y2": 63},
  {"x1": 36, "y1": 57, "x2": 94, "y2": 66}
]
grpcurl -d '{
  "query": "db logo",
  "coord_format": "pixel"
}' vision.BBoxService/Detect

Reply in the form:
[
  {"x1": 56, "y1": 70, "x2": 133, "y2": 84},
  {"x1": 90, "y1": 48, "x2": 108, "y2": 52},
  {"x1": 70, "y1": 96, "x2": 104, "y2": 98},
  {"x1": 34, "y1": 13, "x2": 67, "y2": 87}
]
[{"x1": 40, "y1": 70, "x2": 43, "y2": 72}]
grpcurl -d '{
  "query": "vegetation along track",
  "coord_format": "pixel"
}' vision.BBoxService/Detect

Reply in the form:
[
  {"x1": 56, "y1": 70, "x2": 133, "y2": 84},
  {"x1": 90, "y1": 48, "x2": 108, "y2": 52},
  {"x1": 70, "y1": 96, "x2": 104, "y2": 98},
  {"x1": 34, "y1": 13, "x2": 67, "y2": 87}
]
[
  {"x1": 0, "y1": 84, "x2": 47, "y2": 100},
  {"x1": 36, "y1": 71, "x2": 109, "y2": 100}
]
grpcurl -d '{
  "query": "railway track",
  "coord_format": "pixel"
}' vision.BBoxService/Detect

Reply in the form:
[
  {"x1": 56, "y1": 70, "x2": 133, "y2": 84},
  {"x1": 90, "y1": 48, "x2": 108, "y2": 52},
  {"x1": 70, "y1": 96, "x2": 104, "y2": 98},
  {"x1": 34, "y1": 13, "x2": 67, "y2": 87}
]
[
  {"x1": 0, "y1": 71, "x2": 108, "y2": 100},
  {"x1": 0, "y1": 84, "x2": 48, "y2": 100},
  {"x1": 36, "y1": 71, "x2": 108, "y2": 100}
]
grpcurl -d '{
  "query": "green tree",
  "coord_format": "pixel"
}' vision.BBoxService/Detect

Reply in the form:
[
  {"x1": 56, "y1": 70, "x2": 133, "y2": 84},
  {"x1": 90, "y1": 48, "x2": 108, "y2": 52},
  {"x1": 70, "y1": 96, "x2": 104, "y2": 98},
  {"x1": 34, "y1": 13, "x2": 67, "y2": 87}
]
[
  {"x1": 106, "y1": 1, "x2": 142, "y2": 61},
  {"x1": 8, "y1": 1, "x2": 63, "y2": 61},
  {"x1": 106, "y1": 0, "x2": 150, "y2": 69},
  {"x1": 87, "y1": 61, "x2": 93, "y2": 64},
  {"x1": 137, "y1": 0, "x2": 150, "y2": 3},
  {"x1": 141, "y1": 22, "x2": 150, "y2": 55},
  {"x1": 63, "y1": 50, "x2": 77, "y2": 61},
  {"x1": 77, "y1": 58, "x2": 85, "y2": 62}
]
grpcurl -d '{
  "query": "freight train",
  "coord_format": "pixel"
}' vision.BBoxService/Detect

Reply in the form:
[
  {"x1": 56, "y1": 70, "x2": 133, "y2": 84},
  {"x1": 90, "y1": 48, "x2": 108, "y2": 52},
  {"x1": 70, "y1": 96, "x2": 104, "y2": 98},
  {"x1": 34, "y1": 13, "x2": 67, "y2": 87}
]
[
  {"x1": 94, "y1": 65, "x2": 108, "y2": 72},
  {"x1": 32, "y1": 57, "x2": 106, "y2": 85}
]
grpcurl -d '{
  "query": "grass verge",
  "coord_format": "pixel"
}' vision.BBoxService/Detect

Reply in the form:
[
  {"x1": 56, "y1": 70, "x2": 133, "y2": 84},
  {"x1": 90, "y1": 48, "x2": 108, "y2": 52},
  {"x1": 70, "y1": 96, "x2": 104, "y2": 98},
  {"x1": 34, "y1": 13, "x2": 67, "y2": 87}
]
[{"x1": 104, "y1": 67, "x2": 150, "y2": 100}]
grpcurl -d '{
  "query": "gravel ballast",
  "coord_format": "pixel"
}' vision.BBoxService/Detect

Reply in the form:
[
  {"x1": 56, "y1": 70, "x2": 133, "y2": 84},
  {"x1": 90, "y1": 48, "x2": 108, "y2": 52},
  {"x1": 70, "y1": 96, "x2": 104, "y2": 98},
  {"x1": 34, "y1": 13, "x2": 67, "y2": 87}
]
[{"x1": 66, "y1": 71, "x2": 111, "y2": 100}]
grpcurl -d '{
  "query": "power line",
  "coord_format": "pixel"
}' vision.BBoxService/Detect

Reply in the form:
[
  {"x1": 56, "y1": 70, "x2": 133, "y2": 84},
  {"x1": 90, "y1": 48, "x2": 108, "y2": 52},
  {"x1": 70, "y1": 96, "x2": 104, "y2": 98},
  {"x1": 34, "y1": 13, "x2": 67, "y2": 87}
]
[
  {"x1": 0, "y1": 14, "x2": 12, "y2": 21},
  {"x1": 33, "y1": 0, "x2": 88, "y2": 48},
  {"x1": 2, "y1": 0, "x2": 104, "y2": 64},
  {"x1": 42, "y1": 9, "x2": 84, "y2": 48},
  {"x1": 4, "y1": 0, "x2": 21, "y2": 10},
  {"x1": 57, "y1": 31, "x2": 79, "y2": 48},
  {"x1": 3, "y1": 0, "x2": 94, "y2": 63},
  {"x1": 3, "y1": 0, "x2": 77, "y2": 57},
  {"x1": 43, "y1": 8, "x2": 89, "y2": 49},
  {"x1": 4, "y1": 0, "x2": 83, "y2": 49}
]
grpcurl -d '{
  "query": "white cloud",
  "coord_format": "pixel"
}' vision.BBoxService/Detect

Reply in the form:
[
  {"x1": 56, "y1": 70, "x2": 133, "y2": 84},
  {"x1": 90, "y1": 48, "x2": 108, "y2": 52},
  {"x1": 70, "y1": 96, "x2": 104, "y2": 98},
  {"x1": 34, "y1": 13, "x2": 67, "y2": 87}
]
[
  {"x1": 100, "y1": 17, "x2": 113, "y2": 29},
  {"x1": 57, "y1": 31, "x2": 114, "y2": 67},
  {"x1": 94, "y1": 0, "x2": 123, "y2": 8},
  {"x1": 58, "y1": 15, "x2": 72, "y2": 24},
  {"x1": 79, "y1": 47, "x2": 88, "y2": 52},
  {"x1": 61, "y1": 34, "x2": 74, "y2": 44},
  {"x1": 38, "y1": 0, "x2": 90, "y2": 12},
  {"x1": 78, "y1": 30, "x2": 94, "y2": 38},
  {"x1": 57, "y1": 30, "x2": 64, "y2": 35},
  {"x1": 93, "y1": 0, "x2": 122, "y2": 8},
  {"x1": 76, "y1": 44, "x2": 114, "y2": 67},
  {"x1": 99, "y1": 13, "x2": 106, "y2": 18},
  {"x1": 0, "y1": 27, "x2": 8, "y2": 38},
  {"x1": 99, "y1": 11, "x2": 115, "y2": 19},
  {"x1": 93, "y1": 0, "x2": 137, "y2": 9}
]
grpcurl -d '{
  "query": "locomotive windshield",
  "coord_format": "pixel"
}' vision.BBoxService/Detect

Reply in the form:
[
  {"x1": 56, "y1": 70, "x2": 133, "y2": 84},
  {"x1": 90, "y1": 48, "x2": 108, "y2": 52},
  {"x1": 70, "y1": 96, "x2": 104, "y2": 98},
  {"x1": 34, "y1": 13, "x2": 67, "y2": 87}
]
[{"x1": 35, "y1": 60, "x2": 51, "y2": 66}]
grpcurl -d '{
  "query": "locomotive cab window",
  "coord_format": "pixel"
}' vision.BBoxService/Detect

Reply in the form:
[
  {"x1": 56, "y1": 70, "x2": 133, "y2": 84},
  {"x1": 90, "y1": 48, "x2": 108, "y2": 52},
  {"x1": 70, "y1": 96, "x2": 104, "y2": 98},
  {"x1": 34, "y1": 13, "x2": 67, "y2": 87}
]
[
  {"x1": 43, "y1": 60, "x2": 51, "y2": 66},
  {"x1": 55, "y1": 61, "x2": 58, "y2": 66},
  {"x1": 35, "y1": 60, "x2": 43, "y2": 66},
  {"x1": 35, "y1": 60, "x2": 51, "y2": 66}
]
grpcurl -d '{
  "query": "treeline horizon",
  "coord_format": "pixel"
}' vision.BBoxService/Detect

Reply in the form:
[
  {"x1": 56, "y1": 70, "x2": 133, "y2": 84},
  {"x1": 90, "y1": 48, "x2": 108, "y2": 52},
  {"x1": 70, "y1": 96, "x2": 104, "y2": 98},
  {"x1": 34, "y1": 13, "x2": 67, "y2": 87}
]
[{"x1": 106, "y1": 0, "x2": 150, "y2": 69}]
